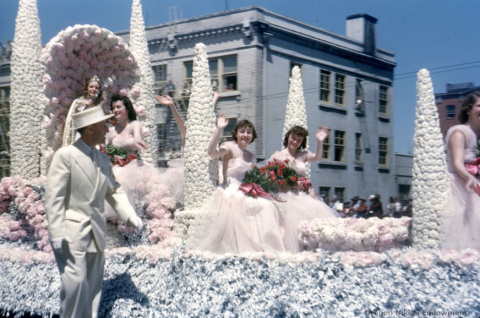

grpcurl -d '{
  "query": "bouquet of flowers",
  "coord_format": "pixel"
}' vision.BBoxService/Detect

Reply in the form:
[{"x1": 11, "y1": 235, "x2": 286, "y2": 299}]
[
  {"x1": 241, "y1": 158, "x2": 313, "y2": 199},
  {"x1": 465, "y1": 156, "x2": 480, "y2": 196},
  {"x1": 99, "y1": 145, "x2": 137, "y2": 166}
]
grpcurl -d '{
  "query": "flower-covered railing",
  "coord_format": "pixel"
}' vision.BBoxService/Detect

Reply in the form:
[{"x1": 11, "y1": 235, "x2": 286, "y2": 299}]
[
  {"x1": 299, "y1": 217, "x2": 411, "y2": 253},
  {"x1": 41, "y1": 25, "x2": 142, "y2": 174}
]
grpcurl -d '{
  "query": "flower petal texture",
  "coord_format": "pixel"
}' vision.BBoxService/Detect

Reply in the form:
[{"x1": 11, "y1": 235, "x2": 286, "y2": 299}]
[
  {"x1": 10, "y1": 0, "x2": 44, "y2": 179},
  {"x1": 412, "y1": 69, "x2": 449, "y2": 249}
]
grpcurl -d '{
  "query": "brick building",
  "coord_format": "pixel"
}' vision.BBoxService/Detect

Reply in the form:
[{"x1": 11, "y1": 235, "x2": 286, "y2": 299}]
[{"x1": 435, "y1": 82, "x2": 480, "y2": 137}]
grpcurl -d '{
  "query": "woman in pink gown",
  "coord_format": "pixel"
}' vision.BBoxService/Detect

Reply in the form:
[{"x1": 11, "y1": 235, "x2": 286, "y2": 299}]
[
  {"x1": 441, "y1": 91, "x2": 480, "y2": 251},
  {"x1": 190, "y1": 114, "x2": 286, "y2": 254},
  {"x1": 270, "y1": 126, "x2": 338, "y2": 252}
]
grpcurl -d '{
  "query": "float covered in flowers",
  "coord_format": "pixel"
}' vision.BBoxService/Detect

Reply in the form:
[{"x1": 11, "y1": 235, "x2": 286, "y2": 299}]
[{"x1": 1, "y1": 0, "x2": 480, "y2": 316}]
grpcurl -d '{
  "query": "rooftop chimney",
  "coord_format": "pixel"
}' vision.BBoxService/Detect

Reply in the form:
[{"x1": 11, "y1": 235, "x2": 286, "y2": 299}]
[{"x1": 346, "y1": 13, "x2": 377, "y2": 56}]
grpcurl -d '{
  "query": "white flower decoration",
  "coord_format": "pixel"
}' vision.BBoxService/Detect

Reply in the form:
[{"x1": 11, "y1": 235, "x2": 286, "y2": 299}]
[{"x1": 411, "y1": 69, "x2": 449, "y2": 250}]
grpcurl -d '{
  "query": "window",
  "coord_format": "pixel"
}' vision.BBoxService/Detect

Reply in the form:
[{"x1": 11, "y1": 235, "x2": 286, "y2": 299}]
[
  {"x1": 446, "y1": 105, "x2": 455, "y2": 119},
  {"x1": 152, "y1": 64, "x2": 167, "y2": 82},
  {"x1": 379, "y1": 85, "x2": 389, "y2": 115},
  {"x1": 379, "y1": 137, "x2": 389, "y2": 166},
  {"x1": 221, "y1": 118, "x2": 237, "y2": 142},
  {"x1": 334, "y1": 131, "x2": 345, "y2": 162},
  {"x1": 355, "y1": 79, "x2": 364, "y2": 111},
  {"x1": 355, "y1": 133, "x2": 362, "y2": 163},
  {"x1": 334, "y1": 187, "x2": 345, "y2": 203},
  {"x1": 320, "y1": 70, "x2": 331, "y2": 103},
  {"x1": 152, "y1": 64, "x2": 167, "y2": 94},
  {"x1": 321, "y1": 134, "x2": 330, "y2": 160},
  {"x1": 355, "y1": 79, "x2": 364, "y2": 101},
  {"x1": 184, "y1": 56, "x2": 237, "y2": 92},
  {"x1": 319, "y1": 186, "x2": 331, "y2": 202},
  {"x1": 334, "y1": 74, "x2": 346, "y2": 106}
]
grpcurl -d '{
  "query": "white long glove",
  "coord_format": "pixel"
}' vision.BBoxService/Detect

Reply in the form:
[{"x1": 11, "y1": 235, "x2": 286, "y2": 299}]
[
  {"x1": 50, "y1": 235, "x2": 73, "y2": 253},
  {"x1": 128, "y1": 216, "x2": 143, "y2": 229}
]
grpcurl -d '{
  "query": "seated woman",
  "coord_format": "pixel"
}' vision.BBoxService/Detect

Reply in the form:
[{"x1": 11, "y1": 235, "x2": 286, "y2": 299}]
[
  {"x1": 270, "y1": 125, "x2": 338, "y2": 252},
  {"x1": 441, "y1": 91, "x2": 480, "y2": 251},
  {"x1": 106, "y1": 94, "x2": 150, "y2": 205},
  {"x1": 189, "y1": 114, "x2": 286, "y2": 254},
  {"x1": 63, "y1": 75, "x2": 105, "y2": 146}
]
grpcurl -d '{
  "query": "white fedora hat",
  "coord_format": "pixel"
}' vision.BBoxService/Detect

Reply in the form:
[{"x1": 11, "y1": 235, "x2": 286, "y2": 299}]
[{"x1": 72, "y1": 106, "x2": 114, "y2": 130}]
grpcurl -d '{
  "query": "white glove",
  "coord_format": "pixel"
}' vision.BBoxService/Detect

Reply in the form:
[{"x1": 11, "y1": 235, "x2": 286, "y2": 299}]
[
  {"x1": 128, "y1": 216, "x2": 143, "y2": 229},
  {"x1": 50, "y1": 235, "x2": 73, "y2": 253}
]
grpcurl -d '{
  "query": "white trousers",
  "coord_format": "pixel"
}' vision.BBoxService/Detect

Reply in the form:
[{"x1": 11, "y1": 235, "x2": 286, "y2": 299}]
[{"x1": 53, "y1": 247, "x2": 104, "y2": 318}]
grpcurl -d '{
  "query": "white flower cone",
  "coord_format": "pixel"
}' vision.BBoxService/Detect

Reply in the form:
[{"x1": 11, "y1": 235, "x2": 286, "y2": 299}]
[
  {"x1": 10, "y1": 0, "x2": 44, "y2": 180},
  {"x1": 183, "y1": 43, "x2": 218, "y2": 211},
  {"x1": 411, "y1": 69, "x2": 449, "y2": 249},
  {"x1": 283, "y1": 66, "x2": 310, "y2": 177},
  {"x1": 129, "y1": 0, "x2": 157, "y2": 164}
]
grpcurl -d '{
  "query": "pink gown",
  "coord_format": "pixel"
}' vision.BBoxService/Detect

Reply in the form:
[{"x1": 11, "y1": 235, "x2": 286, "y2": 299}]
[
  {"x1": 441, "y1": 124, "x2": 480, "y2": 250},
  {"x1": 271, "y1": 150, "x2": 339, "y2": 252},
  {"x1": 105, "y1": 135, "x2": 184, "y2": 218},
  {"x1": 190, "y1": 144, "x2": 286, "y2": 254}
]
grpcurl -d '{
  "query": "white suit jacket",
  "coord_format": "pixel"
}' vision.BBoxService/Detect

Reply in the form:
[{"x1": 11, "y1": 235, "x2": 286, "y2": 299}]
[{"x1": 46, "y1": 139, "x2": 137, "y2": 252}]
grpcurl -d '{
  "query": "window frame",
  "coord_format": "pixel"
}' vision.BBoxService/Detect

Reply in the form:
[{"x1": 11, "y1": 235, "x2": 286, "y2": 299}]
[
  {"x1": 184, "y1": 55, "x2": 238, "y2": 93},
  {"x1": 221, "y1": 117, "x2": 237, "y2": 142},
  {"x1": 152, "y1": 64, "x2": 167, "y2": 87},
  {"x1": 334, "y1": 187, "x2": 346, "y2": 204},
  {"x1": 334, "y1": 74, "x2": 346, "y2": 106},
  {"x1": 355, "y1": 133, "x2": 362, "y2": 163},
  {"x1": 321, "y1": 134, "x2": 330, "y2": 161},
  {"x1": 320, "y1": 70, "x2": 331, "y2": 103},
  {"x1": 446, "y1": 105, "x2": 455, "y2": 119},
  {"x1": 333, "y1": 130, "x2": 346, "y2": 162},
  {"x1": 379, "y1": 137, "x2": 389, "y2": 166},
  {"x1": 319, "y1": 186, "x2": 331, "y2": 202},
  {"x1": 379, "y1": 85, "x2": 389, "y2": 115}
]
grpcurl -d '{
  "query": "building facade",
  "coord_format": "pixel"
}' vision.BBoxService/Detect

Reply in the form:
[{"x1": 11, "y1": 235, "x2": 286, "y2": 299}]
[
  {"x1": 435, "y1": 82, "x2": 479, "y2": 137},
  {"x1": 117, "y1": 7, "x2": 405, "y2": 202}
]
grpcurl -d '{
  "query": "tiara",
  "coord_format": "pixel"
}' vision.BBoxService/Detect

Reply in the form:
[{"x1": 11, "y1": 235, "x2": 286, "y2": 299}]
[{"x1": 87, "y1": 75, "x2": 101, "y2": 85}]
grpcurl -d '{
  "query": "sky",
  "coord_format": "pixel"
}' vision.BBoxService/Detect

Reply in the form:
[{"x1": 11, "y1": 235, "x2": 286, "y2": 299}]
[{"x1": 1, "y1": 0, "x2": 480, "y2": 154}]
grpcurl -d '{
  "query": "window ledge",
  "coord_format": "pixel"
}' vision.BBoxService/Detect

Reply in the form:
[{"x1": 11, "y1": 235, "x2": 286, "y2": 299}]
[
  {"x1": 318, "y1": 161, "x2": 347, "y2": 167},
  {"x1": 378, "y1": 114, "x2": 390, "y2": 121},
  {"x1": 219, "y1": 91, "x2": 241, "y2": 98},
  {"x1": 377, "y1": 166, "x2": 390, "y2": 172},
  {"x1": 318, "y1": 103, "x2": 347, "y2": 114}
]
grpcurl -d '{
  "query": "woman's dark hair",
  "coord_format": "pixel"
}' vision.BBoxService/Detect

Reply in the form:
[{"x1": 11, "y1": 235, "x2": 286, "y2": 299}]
[
  {"x1": 459, "y1": 91, "x2": 480, "y2": 124},
  {"x1": 283, "y1": 125, "x2": 309, "y2": 149},
  {"x1": 110, "y1": 94, "x2": 137, "y2": 121},
  {"x1": 231, "y1": 119, "x2": 257, "y2": 143}
]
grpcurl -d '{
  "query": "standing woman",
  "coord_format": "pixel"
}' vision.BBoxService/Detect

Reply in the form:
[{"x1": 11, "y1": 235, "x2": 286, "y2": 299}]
[
  {"x1": 270, "y1": 125, "x2": 338, "y2": 252},
  {"x1": 441, "y1": 91, "x2": 480, "y2": 251},
  {"x1": 189, "y1": 114, "x2": 286, "y2": 254},
  {"x1": 63, "y1": 75, "x2": 105, "y2": 146}
]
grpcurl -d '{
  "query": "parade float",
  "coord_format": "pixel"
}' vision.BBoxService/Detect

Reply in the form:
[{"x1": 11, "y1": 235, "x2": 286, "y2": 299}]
[{"x1": 0, "y1": 0, "x2": 479, "y2": 316}]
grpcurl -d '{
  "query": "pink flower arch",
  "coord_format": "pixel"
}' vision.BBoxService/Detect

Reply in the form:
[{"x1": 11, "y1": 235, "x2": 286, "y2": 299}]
[{"x1": 41, "y1": 25, "x2": 142, "y2": 169}]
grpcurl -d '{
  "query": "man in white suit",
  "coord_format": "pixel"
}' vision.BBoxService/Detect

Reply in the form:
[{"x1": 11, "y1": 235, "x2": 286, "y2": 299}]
[{"x1": 46, "y1": 106, "x2": 143, "y2": 318}]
